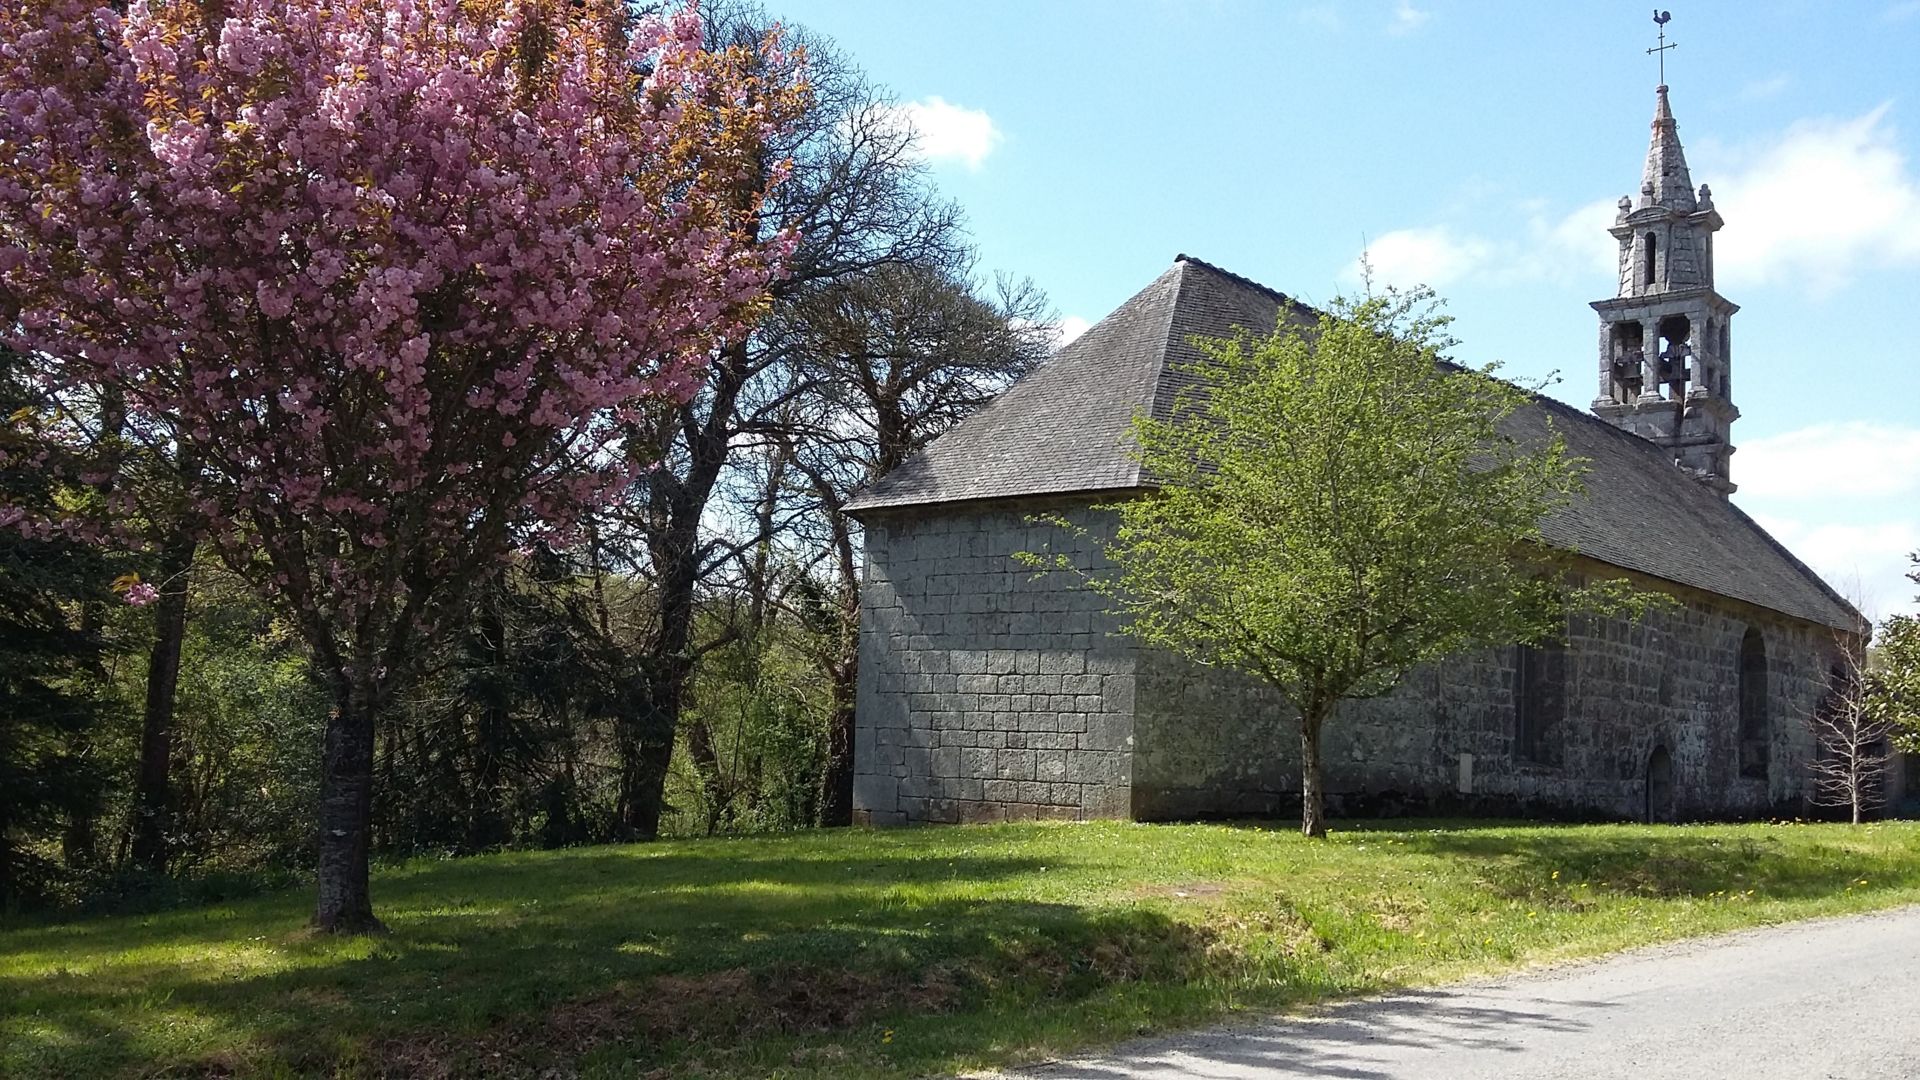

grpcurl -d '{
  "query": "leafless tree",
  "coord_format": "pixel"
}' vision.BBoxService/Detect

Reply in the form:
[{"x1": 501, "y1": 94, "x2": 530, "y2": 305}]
[
  {"x1": 780, "y1": 262, "x2": 1054, "y2": 824},
  {"x1": 585, "y1": 4, "x2": 1017, "y2": 837},
  {"x1": 1806, "y1": 629, "x2": 1897, "y2": 824}
]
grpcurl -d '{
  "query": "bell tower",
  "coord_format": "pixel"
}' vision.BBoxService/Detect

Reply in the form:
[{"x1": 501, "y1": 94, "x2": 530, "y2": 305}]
[{"x1": 1590, "y1": 78, "x2": 1740, "y2": 496}]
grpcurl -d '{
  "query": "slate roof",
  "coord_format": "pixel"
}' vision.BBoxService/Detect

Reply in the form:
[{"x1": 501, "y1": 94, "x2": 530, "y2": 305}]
[{"x1": 847, "y1": 256, "x2": 1862, "y2": 632}]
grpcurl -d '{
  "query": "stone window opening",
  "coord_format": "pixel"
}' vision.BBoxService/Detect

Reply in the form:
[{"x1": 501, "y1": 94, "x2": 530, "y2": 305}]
[
  {"x1": 1738, "y1": 626, "x2": 1769, "y2": 779},
  {"x1": 1643, "y1": 232, "x2": 1659, "y2": 286},
  {"x1": 1609, "y1": 322, "x2": 1646, "y2": 400},
  {"x1": 1514, "y1": 638, "x2": 1567, "y2": 766},
  {"x1": 1656, "y1": 314, "x2": 1691, "y2": 401}
]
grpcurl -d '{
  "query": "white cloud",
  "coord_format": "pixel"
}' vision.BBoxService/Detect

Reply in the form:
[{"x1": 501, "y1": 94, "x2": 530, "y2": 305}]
[
  {"x1": 874, "y1": 96, "x2": 1001, "y2": 171},
  {"x1": 1533, "y1": 197, "x2": 1620, "y2": 279},
  {"x1": 1708, "y1": 105, "x2": 1920, "y2": 292},
  {"x1": 1052, "y1": 315, "x2": 1091, "y2": 350},
  {"x1": 1295, "y1": 4, "x2": 1342, "y2": 31},
  {"x1": 1351, "y1": 226, "x2": 1491, "y2": 289},
  {"x1": 1349, "y1": 107, "x2": 1920, "y2": 296},
  {"x1": 1738, "y1": 421, "x2": 1920, "y2": 619},
  {"x1": 1388, "y1": 0, "x2": 1431, "y2": 35},
  {"x1": 1750, "y1": 515, "x2": 1918, "y2": 620},
  {"x1": 1739, "y1": 74, "x2": 1794, "y2": 102},
  {"x1": 1737, "y1": 422, "x2": 1920, "y2": 500},
  {"x1": 1350, "y1": 201, "x2": 1616, "y2": 291},
  {"x1": 1013, "y1": 314, "x2": 1093, "y2": 353}
]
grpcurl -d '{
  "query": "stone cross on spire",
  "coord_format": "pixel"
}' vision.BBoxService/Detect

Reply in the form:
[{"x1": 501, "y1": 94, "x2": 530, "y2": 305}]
[{"x1": 1648, "y1": 10, "x2": 1678, "y2": 84}]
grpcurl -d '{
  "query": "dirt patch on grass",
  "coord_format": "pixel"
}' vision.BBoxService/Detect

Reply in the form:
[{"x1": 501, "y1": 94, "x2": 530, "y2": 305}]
[
  {"x1": 1368, "y1": 893, "x2": 1430, "y2": 932},
  {"x1": 371, "y1": 963, "x2": 964, "y2": 1078},
  {"x1": 1132, "y1": 881, "x2": 1235, "y2": 901},
  {"x1": 973, "y1": 911, "x2": 1236, "y2": 997},
  {"x1": 1211, "y1": 905, "x2": 1333, "y2": 956},
  {"x1": 361, "y1": 912, "x2": 1231, "y2": 1077}
]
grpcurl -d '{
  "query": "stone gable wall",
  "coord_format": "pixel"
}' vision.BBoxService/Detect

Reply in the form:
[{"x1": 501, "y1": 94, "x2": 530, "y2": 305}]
[{"x1": 852, "y1": 499, "x2": 1138, "y2": 825}]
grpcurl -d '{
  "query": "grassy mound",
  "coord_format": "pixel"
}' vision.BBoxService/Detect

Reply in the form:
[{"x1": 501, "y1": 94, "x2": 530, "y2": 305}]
[{"x1": 6, "y1": 819, "x2": 1919, "y2": 1078}]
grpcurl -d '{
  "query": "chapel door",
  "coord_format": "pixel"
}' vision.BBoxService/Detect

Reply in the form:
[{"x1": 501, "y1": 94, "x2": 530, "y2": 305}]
[{"x1": 1645, "y1": 746, "x2": 1675, "y2": 824}]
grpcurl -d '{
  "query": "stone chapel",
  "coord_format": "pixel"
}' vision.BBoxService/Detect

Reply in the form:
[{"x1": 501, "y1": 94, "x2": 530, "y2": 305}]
[{"x1": 844, "y1": 84, "x2": 1874, "y2": 826}]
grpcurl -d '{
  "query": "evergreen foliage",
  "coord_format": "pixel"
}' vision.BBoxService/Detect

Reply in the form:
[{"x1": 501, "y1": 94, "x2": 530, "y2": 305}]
[{"x1": 0, "y1": 349, "x2": 108, "y2": 908}]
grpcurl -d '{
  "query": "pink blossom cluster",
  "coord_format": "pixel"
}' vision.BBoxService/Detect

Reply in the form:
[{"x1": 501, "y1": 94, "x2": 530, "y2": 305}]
[
  {"x1": 0, "y1": 0, "x2": 801, "y2": 668},
  {"x1": 124, "y1": 581, "x2": 161, "y2": 606}
]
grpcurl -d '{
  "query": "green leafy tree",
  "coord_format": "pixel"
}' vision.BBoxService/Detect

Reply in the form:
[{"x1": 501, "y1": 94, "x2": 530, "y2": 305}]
[
  {"x1": 1032, "y1": 288, "x2": 1631, "y2": 837},
  {"x1": 1880, "y1": 556, "x2": 1920, "y2": 754}
]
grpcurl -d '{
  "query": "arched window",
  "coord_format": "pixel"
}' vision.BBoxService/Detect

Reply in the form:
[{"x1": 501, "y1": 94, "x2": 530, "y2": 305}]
[
  {"x1": 1646, "y1": 745, "x2": 1674, "y2": 823},
  {"x1": 1738, "y1": 627, "x2": 1768, "y2": 778},
  {"x1": 1514, "y1": 640, "x2": 1566, "y2": 766},
  {"x1": 1643, "y1": 232, "x2": 1659, "y2": 286}
]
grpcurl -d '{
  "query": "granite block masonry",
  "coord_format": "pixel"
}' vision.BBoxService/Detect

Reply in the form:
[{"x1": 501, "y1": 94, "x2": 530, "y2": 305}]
[
  {"x1": 853, "y1": 501, "x2": 1137, "y2": 825},
  {"x1": 854, "y1": 499, "x2": 1849, "y2": 825}
]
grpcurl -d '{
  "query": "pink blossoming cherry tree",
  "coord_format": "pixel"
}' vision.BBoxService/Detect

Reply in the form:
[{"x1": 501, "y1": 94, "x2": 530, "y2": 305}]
[{"x1": 0, "y1": 0, "x2": 804, "y2": 931}]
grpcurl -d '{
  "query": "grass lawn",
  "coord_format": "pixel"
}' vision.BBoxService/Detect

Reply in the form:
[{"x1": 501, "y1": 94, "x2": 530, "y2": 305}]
[{"x1": 6, "y1": 819, "x2": 1920, "y2": 1078}]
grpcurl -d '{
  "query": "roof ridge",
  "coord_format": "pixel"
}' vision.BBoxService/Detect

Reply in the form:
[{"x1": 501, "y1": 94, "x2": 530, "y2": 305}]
[
  {"x1": 1443, "y1": 358, "x2": 1677, "y2": 460},
  {"x1": 1173, "y1": 253, "x2": 1304, "y2": 312},
  {"x1": 1718, "y1": 498, "x2": 1870, "y2": 631},
  {"x1": 1517, "y1": 384, "x2": 1862, "y2": 630}
]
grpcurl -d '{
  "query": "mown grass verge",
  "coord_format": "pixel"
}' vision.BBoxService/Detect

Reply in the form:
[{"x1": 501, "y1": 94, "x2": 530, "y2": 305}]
[{"x1": 5, "y1": 819, "x2": 1920, "y2": 1078}]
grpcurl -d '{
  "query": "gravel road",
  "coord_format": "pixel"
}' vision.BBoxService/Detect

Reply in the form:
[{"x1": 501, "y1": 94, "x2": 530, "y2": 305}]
[{"x1": 991, "y1": 906, "x2": 1920, "y2": 1079}]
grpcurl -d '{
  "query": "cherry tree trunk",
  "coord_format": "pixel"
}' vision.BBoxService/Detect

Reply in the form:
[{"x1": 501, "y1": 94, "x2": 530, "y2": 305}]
[
  {"x1": 129, "y1": 533, "x2": 196, "y2": 874},
  {"x1": 313, "y1": 682, "x2": 383, "y2": 934}
]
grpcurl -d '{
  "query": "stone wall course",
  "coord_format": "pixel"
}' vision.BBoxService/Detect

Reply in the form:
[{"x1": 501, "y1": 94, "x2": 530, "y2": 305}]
[
  {"x1": 854, "y1": 501, "x2": 1860, "y2": 827},
  {"x1": 853, "y1": 500, "x2": 1140, "y2": 822}
]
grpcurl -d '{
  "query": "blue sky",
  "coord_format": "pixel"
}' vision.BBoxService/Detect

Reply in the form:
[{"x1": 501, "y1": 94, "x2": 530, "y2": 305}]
[{"x1": 775, "y1": 0, "x2": 1920, "y2": 619}]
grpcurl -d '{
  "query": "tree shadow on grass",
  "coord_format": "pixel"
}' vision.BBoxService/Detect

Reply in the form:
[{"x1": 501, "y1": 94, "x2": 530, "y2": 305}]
[
  {"x1": 0, "y1": 844, "x2": 1286, "y2": 1079},
  {"x1": 1360, "y1": 822, "x2": 1920, "y2": 904}
]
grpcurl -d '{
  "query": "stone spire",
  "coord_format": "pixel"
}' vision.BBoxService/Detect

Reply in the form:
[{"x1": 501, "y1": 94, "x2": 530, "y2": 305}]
[
  {"x1": 1591, "y1": 83, "x2": 1740, "y2": 497},
  {"x1": 1640, "y1": 86, "x2": 1697, "y2": 213}
]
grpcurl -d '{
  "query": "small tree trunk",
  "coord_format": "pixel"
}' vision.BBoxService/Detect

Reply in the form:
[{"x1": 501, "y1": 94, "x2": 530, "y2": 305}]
[
  {"x1": 1300, "y1": 710, "x2": 1328, "y2": 839},
  {"x1": 617, "y1": 516, "x2": 702, "y2": 840},
  {"x1": 313, "y1": 679, "x2": 383, "y2": 934},
  {"x1": 130, "y1": 533, "x2": 197, "y2": 874},
  {"x1": 818, "y1": 527, "x2": 862, "y2": 828},
  {"x1": 819, "y1": 666, "x2": 857, "y2": 827},
  {"x1": 685, "y1": 718, "x2": 729, "y2": 835},
  {"x1": 464, "y1": 592, "x2": 511, "y2": 852},
  {"x1": 0, "y1": 805, "x2": 13, "y2": 910},
  {"x1": 615, "y1": 682, "x2": 684, "y2": 841}
]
